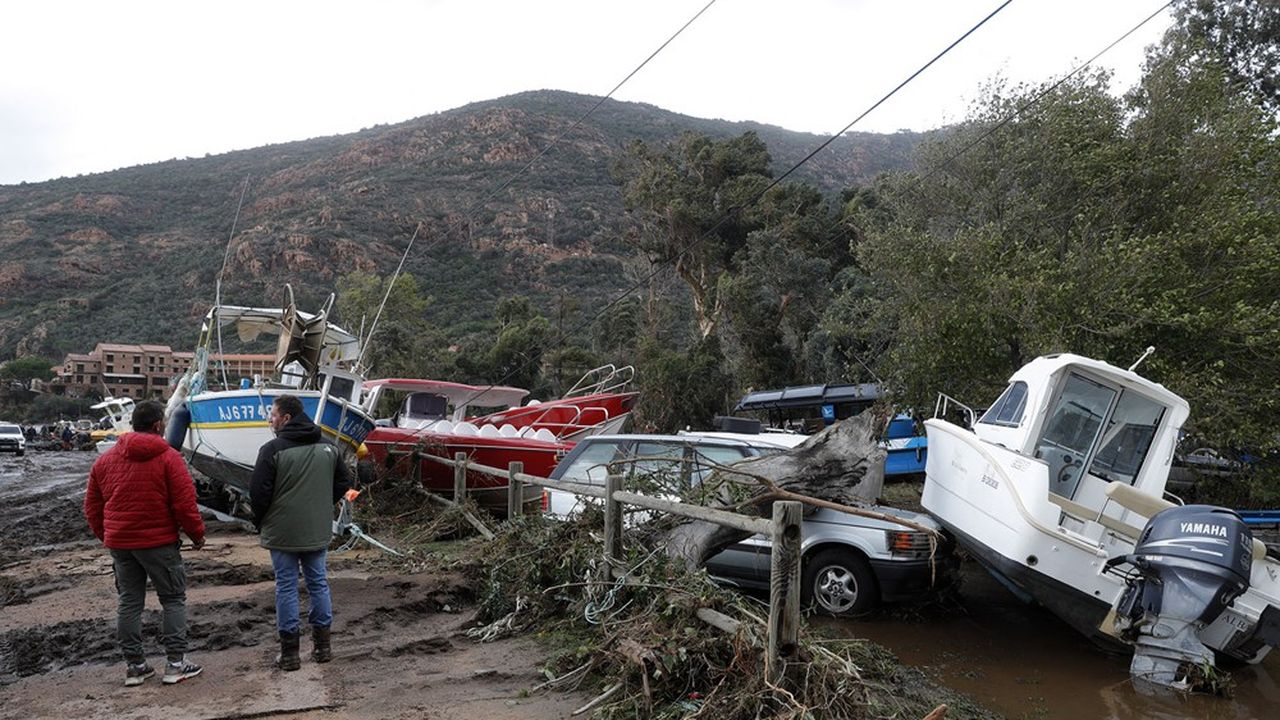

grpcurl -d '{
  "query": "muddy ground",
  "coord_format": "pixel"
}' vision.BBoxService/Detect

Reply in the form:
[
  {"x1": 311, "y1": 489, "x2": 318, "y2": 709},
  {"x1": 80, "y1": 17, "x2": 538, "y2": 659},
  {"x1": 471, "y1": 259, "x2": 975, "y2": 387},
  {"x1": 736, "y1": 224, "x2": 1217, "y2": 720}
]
[{"x1": 0, "y1": 453, "x2": 593, "y2": 720}]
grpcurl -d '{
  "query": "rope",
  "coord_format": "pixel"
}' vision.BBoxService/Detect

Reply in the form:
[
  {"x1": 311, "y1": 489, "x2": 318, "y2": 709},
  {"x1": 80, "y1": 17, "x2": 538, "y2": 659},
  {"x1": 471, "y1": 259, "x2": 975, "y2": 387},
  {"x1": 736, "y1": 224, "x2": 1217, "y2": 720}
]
[{"x1": 466, "y1": 594, "x2": 530, "y2": 642}]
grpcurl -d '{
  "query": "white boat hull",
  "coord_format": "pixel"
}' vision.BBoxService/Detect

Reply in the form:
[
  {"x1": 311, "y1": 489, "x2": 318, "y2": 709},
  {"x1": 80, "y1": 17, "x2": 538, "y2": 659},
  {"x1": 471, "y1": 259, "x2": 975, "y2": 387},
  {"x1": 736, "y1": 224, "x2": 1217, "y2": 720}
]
[
  {"x1": 922, "y1": 417, "x2": 1280, "y2": 663},
  {"x1": 183, "y1": 388, "x2": 374, "y2": 494}
]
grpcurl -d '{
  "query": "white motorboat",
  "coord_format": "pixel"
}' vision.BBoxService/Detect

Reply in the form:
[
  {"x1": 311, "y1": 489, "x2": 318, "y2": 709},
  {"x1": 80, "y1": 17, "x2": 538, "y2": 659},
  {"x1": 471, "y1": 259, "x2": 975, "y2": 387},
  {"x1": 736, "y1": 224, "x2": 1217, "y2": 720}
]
[
  {"x1": 921, "y1": 353, "x2": 1280, "y2": 687},
  {"x1": 172, "y1": 288, "x2": 376, "y2": 495},
  {"x1": 91, "y1": 395, "x2": 136, "y2": 453}
]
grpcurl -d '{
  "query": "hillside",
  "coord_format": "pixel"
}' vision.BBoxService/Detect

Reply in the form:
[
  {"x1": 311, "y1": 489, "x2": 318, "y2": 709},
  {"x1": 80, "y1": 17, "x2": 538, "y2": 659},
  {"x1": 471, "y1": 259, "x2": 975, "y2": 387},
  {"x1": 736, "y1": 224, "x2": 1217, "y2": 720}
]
[{"x1": 0, "y1": 90, "x2": 923, "y2": 360}]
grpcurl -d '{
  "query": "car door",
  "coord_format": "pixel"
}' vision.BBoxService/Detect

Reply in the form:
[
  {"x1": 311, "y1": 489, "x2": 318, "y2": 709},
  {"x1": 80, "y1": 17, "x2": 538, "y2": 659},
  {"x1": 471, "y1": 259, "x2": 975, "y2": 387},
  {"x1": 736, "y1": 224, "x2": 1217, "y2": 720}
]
[{"x1": 697, "y1": 444, "x2": 773, "y2": 585}]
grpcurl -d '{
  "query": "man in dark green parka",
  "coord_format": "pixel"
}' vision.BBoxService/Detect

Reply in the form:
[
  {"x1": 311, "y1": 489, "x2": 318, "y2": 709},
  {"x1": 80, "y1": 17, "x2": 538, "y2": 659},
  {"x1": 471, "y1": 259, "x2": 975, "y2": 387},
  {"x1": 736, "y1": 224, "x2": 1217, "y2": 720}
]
[{"x1": 250, "y1": 394, "x2": 351, "y2": 671}]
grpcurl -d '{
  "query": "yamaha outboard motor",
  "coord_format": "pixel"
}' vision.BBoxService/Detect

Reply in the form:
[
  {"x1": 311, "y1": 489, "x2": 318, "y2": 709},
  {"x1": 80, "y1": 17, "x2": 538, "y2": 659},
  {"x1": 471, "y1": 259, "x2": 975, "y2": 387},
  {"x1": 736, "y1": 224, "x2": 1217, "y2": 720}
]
[{"x1": 1107, "y1": 505, "x2": 1253, "y2": 689}]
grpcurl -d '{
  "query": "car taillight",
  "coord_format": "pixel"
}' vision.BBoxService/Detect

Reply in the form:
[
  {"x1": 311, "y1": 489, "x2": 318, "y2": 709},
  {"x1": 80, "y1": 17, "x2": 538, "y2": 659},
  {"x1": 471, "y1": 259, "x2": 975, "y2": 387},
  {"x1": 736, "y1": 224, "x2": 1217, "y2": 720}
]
[{"x1": 541, "y1": 489, "x2": 549, "y2": 512}]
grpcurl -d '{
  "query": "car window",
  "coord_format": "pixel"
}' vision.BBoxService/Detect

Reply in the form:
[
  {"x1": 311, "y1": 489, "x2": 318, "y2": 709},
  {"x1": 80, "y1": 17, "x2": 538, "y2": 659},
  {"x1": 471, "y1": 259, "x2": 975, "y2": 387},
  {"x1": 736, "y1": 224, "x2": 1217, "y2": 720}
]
[
  {"x1": 629, "y1": 441, "x2": 691, "y2": 489},
  {"x1": 0, "y1": 424, "x2": 20, "y2": 434},
  {"x1": 693, "y1": 445, "x2": 749, "y2": 472},
  {"x1": 685, "y1": 445, "x2": 751, "y2": 487},
  {"x1": 558, "y1": 441, "x2": 627, "y2": 486}
]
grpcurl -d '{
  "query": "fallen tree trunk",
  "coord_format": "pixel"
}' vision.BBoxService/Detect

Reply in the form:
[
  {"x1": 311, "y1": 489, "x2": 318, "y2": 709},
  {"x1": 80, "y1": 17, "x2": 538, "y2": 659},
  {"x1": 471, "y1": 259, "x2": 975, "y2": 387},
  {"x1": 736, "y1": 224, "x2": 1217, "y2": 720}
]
[{"x1": 660, "y1": 410, "x2": 889, "y2": 568}]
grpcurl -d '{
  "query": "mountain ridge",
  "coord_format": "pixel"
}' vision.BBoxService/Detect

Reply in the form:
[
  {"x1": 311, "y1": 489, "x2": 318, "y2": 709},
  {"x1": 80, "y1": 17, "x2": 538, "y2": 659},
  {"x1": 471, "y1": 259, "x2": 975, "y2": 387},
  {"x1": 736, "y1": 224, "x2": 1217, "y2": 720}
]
[{"x1": 0, "y1": 89, "x2": 925, "y2": 361}]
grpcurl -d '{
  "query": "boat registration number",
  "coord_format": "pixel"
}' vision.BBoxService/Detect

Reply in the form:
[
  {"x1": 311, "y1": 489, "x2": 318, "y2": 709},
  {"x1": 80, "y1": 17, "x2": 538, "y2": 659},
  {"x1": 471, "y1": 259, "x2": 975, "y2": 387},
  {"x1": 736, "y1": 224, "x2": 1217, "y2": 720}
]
[{"x1": 1223, "y1": 612, "x2": 1251, "y2": 632}]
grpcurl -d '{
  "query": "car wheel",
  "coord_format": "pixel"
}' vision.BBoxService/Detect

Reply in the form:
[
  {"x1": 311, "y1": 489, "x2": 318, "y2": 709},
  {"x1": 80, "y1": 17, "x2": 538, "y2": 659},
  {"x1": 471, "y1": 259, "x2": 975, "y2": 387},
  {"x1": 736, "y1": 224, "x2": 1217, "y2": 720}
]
[
  {"x1": 802, "y1": 549, "x2": 878, "y2": 617},
  {"x1": 16, "y1": 450, "x2": 23, "y2": 457}
]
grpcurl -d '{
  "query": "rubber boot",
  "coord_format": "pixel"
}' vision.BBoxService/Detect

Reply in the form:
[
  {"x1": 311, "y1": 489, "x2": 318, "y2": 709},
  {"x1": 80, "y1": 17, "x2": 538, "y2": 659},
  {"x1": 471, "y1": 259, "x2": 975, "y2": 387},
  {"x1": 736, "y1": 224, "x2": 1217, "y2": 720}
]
[
  {"x1": 275, "y1": 631, "x2": 301, "y2": 671},
  {"x1": 311, "y1": 626, "x2": 332, "y2": 663}
]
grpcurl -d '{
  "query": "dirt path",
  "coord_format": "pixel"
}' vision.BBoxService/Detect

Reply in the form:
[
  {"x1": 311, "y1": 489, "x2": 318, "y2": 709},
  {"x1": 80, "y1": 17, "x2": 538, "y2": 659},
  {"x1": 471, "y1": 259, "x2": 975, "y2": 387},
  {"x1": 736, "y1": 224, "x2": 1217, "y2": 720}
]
[{"x1": 0, "y1": 453, "x2": 591, "y2": 720}]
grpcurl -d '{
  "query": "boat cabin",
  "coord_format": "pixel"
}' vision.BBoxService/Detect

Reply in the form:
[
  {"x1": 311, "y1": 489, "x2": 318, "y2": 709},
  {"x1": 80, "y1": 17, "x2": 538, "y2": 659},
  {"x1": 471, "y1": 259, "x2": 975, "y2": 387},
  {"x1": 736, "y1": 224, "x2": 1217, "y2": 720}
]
[{"x1": 971, "y1": 354, "x2": 1189, "y2": 515}]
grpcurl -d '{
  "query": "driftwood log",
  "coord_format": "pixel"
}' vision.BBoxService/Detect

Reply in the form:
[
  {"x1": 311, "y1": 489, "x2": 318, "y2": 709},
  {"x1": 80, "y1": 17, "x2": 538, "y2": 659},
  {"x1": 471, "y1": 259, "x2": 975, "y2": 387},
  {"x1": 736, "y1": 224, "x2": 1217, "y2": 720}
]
[{"x1": 661, "y1": 411, "x2": 888, "y2": 568}]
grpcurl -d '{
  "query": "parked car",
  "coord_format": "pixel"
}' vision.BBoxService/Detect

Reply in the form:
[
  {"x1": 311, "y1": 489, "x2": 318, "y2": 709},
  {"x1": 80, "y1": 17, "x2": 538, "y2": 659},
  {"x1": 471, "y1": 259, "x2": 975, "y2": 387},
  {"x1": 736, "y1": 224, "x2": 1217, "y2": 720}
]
[
  {"x1": 544, "y1": 432, "x2": 954, "y2": 616},
  {"x1": 0, "y1": 423, "x2": 27, "y2": 456}
]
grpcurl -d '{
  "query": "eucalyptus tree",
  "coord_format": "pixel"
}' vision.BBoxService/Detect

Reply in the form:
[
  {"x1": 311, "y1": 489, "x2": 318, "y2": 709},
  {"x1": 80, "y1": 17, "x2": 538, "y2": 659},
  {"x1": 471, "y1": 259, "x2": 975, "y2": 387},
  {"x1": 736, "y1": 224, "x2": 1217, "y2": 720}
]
[{"x1": 613, "y1": 131, "x2": 772, "y2": 340}]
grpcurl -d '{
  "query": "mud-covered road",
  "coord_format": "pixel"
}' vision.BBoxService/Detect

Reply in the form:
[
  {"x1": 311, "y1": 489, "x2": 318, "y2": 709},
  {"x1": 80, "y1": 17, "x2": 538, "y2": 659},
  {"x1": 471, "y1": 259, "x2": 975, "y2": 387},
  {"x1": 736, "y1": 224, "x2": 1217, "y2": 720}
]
[{"x1": 0, "y1": 452, "x2": 590, "y2": 719}]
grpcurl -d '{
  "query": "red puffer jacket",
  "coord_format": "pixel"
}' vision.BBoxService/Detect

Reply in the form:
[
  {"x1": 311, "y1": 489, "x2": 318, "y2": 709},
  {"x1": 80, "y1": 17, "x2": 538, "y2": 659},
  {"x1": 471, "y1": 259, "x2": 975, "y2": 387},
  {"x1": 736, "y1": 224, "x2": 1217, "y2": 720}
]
[{"x1": 84, "y1": 432, "x2": 205, "y2": 550}]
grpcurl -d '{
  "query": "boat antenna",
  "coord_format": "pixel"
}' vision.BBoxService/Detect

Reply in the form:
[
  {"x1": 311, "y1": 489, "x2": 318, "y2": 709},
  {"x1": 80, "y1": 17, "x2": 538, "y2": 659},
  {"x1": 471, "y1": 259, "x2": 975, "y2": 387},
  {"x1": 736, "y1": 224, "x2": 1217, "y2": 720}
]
[
  {"x1": 213, "y1": 177, "x2": 251, "y2": 390},
  {"x1": 355, "y1": 221, "x2": 422, "y2": 373},
  {"x1": 1128, "y1": 346, "x2": 1155, "y2": 372}
]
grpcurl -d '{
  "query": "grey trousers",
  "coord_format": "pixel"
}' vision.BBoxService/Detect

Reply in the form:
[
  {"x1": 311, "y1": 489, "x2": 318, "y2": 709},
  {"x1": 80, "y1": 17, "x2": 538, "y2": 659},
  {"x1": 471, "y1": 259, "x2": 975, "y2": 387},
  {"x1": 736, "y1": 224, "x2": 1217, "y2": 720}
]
[{"x1": 110, "y1": 543, "x2": 188, "y2": 664}]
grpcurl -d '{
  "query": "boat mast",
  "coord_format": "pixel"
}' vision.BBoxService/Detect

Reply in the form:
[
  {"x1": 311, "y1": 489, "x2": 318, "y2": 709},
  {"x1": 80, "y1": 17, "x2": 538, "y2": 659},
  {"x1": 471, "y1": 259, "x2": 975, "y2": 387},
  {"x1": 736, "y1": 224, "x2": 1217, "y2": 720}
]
[{"x1": 210, "y1": 178, "x2": 251, "y2": 391}]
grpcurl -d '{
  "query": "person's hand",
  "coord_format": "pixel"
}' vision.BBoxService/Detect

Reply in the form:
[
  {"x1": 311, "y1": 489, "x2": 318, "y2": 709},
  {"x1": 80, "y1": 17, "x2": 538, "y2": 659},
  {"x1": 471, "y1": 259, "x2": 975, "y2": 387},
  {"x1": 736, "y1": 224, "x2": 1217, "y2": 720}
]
[
  {"x1": 191, "y1": 537, "x2": 206, "y2": 551},
  {"x1": 344, "y1": 488, "x2": 360, "y2": 503}
]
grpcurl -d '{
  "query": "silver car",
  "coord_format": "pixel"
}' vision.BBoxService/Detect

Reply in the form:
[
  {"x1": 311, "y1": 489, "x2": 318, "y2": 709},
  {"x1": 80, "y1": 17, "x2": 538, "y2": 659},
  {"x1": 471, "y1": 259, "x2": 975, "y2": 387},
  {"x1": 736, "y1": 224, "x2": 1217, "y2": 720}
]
[{"x1": 545, "y1": 433, "x2": 954, "y2": 616}]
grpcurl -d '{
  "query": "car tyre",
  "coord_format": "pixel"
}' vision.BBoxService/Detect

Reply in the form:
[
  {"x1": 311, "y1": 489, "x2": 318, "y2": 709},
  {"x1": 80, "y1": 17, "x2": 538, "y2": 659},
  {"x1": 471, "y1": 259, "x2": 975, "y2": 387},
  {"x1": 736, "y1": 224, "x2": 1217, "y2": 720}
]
[
  {"x1": 802, "y1": 549, "x2": 878, "y2": 617},
  {"x1": 15, "y1": 450, "x2": 23, "y2": 457}
]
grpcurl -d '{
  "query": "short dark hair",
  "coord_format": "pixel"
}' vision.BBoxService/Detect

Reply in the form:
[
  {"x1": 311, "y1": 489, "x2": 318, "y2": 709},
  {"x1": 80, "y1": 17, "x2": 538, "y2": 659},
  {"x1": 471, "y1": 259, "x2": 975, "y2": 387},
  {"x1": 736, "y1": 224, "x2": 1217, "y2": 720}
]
[
  {"x1": 273, "y1": 394, "x2": 305, "y2": 420},
  {"x1": 131, "y1": 400, "x2": 166, "y2": 432}
]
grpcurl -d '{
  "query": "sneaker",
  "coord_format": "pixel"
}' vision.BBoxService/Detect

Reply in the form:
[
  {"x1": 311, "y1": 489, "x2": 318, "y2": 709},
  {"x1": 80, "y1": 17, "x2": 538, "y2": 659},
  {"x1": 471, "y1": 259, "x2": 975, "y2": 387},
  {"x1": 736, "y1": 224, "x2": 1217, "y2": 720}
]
[
  {"x1": 124, "y1": 662, "x2": 155, "y2": 686},
  {"x1": 162, "y1": 658, "x2": 203, "y2": 685}
]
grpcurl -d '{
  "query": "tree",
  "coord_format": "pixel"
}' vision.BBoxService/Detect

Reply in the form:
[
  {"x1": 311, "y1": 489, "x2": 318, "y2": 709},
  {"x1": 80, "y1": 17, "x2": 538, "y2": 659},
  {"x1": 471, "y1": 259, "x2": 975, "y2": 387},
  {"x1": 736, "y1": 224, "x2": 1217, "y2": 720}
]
[
  {"x1": 721, "y1": 183, "x2": 843, "y2": 388},
  {"x1": 0, "y1": 357, "x2": 56, "y2": 382},
  {"x1": 455, "y1": 295, "x2": 552, "y2": 394},
  {"x1": 1174, "y1": 0, "x2": 1280, "y2": 114},
  {"x1": 335, "y1": 271, "x2": 449, "y2": 379},
  {"x1": 632, "y1": 336, "x2": 732, "y2": 433},
  {"x1": 837, "y1": 42, "x2": 1280, "y2": 453},
  {"x1": 613, "y1": 132, "x2": 772, "y2": 339}
]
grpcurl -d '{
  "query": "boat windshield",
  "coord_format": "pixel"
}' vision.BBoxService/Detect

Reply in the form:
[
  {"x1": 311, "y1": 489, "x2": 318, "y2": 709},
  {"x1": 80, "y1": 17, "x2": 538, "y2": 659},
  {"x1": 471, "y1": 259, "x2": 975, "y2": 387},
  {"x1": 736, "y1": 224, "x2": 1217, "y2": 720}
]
[
  {"x1": 979, "y1": 381, "x2": 1028, "y2": 427},
  {"x1": 1087, "y1": 392, "x2": 1165, "y2": 486},
  {"x1": 1037, "y1": 373, "x2": 1115, "y2": 499},
  {"x1": 405, "y1": 393, "x2": 448, "y2": 421}
]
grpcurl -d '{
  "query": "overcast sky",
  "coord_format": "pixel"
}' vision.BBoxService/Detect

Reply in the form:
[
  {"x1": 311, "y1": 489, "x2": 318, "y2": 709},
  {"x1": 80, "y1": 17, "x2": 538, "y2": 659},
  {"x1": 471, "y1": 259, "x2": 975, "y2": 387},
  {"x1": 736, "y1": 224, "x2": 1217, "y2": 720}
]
[{"x1": 1, "y1": 1, "x2": 1173, "y2": 186}]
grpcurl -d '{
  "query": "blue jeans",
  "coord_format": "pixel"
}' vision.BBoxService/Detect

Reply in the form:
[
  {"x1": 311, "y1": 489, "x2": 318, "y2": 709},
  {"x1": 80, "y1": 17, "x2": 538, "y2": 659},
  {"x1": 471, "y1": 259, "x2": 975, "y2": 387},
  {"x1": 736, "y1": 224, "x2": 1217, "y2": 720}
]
[{"x1": 269, "y1": 548, "x2": 332, "y2": 635}]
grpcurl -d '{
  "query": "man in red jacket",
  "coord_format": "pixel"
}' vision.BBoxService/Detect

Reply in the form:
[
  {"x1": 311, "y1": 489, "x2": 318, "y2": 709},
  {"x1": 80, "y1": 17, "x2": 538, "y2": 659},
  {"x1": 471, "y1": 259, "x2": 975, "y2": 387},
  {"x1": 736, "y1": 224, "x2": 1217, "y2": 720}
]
[{"x1": 85, "y1": 400, "x2": 206, "y2": 686}]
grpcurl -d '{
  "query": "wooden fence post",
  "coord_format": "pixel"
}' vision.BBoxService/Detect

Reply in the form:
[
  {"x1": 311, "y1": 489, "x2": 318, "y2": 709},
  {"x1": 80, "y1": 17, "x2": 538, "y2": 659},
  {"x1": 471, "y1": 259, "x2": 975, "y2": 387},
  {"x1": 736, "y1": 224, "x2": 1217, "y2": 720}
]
[
  {"x1": 507, "y1": 461, "x2": 524, "y2": 519},
  {"x1": 453, "y1": 452, "x2": 467, "y2": 503},
  {"x1": 767, "y1": 500, "x2": 802, "y2": 685},
  {"x1": 603, "y1": 469, "x2": 624, "y2": 580}
]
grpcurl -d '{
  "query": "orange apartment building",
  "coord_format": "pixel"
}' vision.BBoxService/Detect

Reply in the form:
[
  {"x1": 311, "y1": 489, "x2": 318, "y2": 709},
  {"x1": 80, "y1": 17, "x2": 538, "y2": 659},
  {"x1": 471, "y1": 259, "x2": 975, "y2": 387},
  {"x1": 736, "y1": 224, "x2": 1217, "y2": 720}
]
[{"x1": 54, "y1": 343, "x2": 276, "y2": 400}]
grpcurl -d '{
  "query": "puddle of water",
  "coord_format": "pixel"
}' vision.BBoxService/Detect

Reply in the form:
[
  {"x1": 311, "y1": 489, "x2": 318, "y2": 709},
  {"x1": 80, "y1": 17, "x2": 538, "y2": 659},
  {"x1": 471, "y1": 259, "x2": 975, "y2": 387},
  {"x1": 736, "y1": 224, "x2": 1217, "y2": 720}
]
[{"x1": 816, "y1": 561, "x2": 1280, "y2": 720}]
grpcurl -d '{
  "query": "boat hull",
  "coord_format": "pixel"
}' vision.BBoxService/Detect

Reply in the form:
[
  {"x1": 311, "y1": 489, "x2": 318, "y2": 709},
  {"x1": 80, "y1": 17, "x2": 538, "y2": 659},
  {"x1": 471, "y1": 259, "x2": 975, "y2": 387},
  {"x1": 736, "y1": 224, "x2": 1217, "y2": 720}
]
[
  {"x1": 184, "y1": 389, "x2": 374, "y2": 494},
  {"x1": 363, "y1": 427, "x2": 568, "y2": 510},
  {"x1": 922, "y1": 417, "x2": 1278, "y2": 663}
]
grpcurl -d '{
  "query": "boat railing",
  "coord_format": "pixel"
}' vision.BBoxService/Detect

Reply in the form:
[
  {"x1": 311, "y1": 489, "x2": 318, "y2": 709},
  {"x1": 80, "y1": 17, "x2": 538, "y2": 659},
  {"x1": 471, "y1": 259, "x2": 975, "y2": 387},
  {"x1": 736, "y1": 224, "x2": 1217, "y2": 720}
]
[
  {"x1": 563, "y1": 364, "x2": 635, "y2": 398},
  {"x1": 506, "y1": 403, "x2": 615, "y2": 438},
  {"x1": 933, "y1": 393, "x2": 976, "y2": 428}
]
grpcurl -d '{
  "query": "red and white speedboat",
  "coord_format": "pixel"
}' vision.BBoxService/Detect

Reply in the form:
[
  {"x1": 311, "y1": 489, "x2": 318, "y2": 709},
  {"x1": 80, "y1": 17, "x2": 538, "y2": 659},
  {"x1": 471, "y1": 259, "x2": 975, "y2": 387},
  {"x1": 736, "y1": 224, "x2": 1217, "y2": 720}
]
[{"x1": 361, "y1": 366, "x2": 637, "y2": 510}]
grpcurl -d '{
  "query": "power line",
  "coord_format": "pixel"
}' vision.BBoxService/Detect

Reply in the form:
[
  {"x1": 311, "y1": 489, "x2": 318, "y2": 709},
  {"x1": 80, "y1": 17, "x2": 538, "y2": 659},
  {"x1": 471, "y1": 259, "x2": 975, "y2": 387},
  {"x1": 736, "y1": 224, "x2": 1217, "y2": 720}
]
[
  {"x1": 385, "y1": 0, "x2": 721, "y2": 291},
  {"x1": 914, "y1": 1, "x2": 1174, "y2": 188},
  {"x1": 826, "y1": 1, "x2": 1173, "y2": 262}
]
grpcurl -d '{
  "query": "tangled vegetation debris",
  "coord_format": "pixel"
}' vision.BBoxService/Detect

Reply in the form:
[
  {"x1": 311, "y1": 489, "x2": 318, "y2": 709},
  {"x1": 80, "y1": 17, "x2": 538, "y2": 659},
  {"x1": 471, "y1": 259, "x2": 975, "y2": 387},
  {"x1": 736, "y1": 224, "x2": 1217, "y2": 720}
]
[{"x1": 463, "y1": 512, "x2": 993, "y2": 719}]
